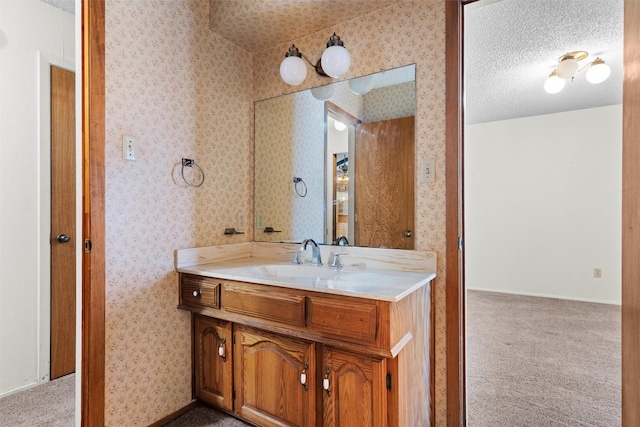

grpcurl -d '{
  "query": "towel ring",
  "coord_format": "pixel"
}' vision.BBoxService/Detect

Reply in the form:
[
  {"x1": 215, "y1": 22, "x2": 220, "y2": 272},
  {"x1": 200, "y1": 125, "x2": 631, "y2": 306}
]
[{"x1": 181, "y1": 159, "x2": 205, "y2": 187}]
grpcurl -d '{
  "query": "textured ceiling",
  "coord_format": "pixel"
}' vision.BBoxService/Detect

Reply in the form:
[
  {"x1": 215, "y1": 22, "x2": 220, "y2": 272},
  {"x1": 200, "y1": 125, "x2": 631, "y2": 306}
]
[
  {"x1": 465, "y1": 0, "x2": 623, "y2": 125},
  {"x1": 41, "y1": 0, "x2": 74, "y2": 14},
  {"x1": 208, "y1": 0, "x2": 399, "y2": 53}
]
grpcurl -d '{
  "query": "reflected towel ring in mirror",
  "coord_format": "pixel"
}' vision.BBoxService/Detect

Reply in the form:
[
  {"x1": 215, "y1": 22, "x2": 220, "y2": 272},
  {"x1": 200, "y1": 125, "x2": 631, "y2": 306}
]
[
  {"x1": 293, "y1": 177, "x2": 307, "y2": 197},
  {"x1": 181, "y1": 158, "x2": 205, "y2": 187}
]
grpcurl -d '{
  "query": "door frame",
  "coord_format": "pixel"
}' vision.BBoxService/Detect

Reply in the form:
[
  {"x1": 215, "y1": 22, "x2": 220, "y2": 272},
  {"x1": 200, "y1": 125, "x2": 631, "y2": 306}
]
[
  {"x1": 445, "y1": 1, "x2": 640, "y2": 425},
  {"x1": 38, "y1": 53, "x2": 75, "y2": 386},
  {"x1": 81, "y1": 1, "x2": 640, "y2": 425},
  {"x1": 445, "y1": 1, "x2": 465, "y2": 424},
  {"x1": 81, "y1": 0, "x2": 106, "y2": 425}
]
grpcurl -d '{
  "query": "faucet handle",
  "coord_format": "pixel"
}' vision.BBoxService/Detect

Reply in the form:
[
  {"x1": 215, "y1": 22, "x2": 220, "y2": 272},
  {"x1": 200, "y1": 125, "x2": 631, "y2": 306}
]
[
  {"x1": 330, "y1": 252, "x2": 349, "y2": 269},
  {"x1": 288, "y1": 250, "x2": 303, "y2": 264}
]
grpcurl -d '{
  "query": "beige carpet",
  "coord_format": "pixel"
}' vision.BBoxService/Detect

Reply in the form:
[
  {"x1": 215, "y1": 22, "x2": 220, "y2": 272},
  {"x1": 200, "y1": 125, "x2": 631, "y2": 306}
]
[
  {"x1": 466, "y1": 290, "x2": 621, "y2": 427},
  {"x1": 0, "y1": 374, "x2": 75, "y2": 426}
]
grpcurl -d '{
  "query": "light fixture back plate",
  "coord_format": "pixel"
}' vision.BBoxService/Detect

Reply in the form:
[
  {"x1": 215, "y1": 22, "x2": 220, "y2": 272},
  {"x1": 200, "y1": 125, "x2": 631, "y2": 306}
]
[{"x1": 559, "y1": 50, "x2": 589, "y2": 63}]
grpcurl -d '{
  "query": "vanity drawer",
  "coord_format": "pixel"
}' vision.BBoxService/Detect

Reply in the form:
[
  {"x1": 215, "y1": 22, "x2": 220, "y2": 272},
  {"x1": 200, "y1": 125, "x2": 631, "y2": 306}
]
[
  {"x1": 180, "y1": 274, "x2": 221, "y2": 309},
  {"x1": 222, "y1": 281, "x2": 306, "y2": 327},
  {"x1": 306, "y1": 295, "x2": 378, "y2": 344}
]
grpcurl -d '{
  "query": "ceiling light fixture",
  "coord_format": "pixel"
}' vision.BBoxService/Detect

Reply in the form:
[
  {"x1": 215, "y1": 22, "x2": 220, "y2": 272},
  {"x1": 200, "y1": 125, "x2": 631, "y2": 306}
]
[
  {"x1": 544, "y1": 51, "x2": 611, "y2": 94},
  {"x1": 280, "y1": 33, "x2": 350, "y2": 86},
  {"x1": 543, "y1": 70, "x2": 565, "y2": 94},
  {"x1": 586, "y1": 57, "x2": 611, "y2": 84}
]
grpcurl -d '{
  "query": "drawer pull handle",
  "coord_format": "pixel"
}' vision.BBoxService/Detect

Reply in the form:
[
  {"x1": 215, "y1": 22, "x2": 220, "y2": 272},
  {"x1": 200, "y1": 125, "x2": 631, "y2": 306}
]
[
  {"x1": 323, "y1": 366, "x2": 331, "y2": 396},
  {"x1": 192, "y1": 290, "x2": 201, "y2": 297},
  {"x1": 300, "y1": 362, "x2": 308, "y2": 390}
]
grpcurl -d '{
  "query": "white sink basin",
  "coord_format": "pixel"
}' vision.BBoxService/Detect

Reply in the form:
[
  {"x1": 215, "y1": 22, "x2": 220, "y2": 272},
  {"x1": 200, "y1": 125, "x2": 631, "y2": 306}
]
[{"x1": 254, "y1": 264, "x2": 339, "y2": 280}]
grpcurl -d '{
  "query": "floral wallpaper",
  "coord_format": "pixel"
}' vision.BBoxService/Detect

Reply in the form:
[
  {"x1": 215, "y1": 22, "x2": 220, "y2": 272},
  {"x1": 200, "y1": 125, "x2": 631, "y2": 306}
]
[
  {"x1": 252, "y1": 1, "x2": 448, "y2": 423},
  {"x1": 254, "y1": 91, "x2": 325, "y2": 243},
  {"x1": 363, "y1": 81, "x2": 416, "y2": 123},
  {"x1": 104, "y1": 0, "x2": 253, "y2": 425},
  {"x1": 104, "y1": 0, "x2": 447, "y2": 425}
]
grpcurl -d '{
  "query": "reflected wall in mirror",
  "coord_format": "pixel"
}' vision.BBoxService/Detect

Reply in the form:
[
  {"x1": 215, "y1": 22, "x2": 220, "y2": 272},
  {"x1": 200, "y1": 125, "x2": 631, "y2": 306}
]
[{"x1": 255, "y1": 64, "x2": 416, "y2": 248}]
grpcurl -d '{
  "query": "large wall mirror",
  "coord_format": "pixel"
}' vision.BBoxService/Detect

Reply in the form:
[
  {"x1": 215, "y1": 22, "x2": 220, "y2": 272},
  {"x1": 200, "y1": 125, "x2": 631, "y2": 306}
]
[{"x1": 255, "y1": 64, "x2": 416, "y2": 248}]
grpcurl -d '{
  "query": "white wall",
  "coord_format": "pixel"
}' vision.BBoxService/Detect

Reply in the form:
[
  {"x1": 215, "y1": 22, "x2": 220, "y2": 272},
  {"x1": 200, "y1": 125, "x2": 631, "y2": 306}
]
[
  {"x1": 465, "y1": 105, "x2": 622, "y2": 304},
  {"x1": 0, "y1": 0, "x2": 75, "y2": 396}
]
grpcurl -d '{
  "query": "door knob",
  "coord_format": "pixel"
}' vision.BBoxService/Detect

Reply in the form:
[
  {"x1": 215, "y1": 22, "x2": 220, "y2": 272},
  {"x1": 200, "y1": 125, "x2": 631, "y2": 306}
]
[
  {"x1": 404, "y1": 230, "x2": 412, "y2": 238},
  {"x1": 56, "y1": 234, "x2": 71, "y2": 243}
]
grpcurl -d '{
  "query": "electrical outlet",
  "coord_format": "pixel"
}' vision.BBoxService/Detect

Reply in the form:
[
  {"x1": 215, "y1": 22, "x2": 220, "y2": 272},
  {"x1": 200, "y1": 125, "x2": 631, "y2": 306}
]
[
  {"x1": 237, "y1": 212, "x2": 247, "y2": 230},
  {"x1": 594, "y1": 268, "x2": 603, "y2": 278},
  {"x1": 123, "y1": 136, "x2": 136, "y2": 161},
  {"x1": 256, "y1": 213, "x2": 264, "y2": 229},
  {"x1": 420, "y1": 159, "x2": 435, "y2": 184}
]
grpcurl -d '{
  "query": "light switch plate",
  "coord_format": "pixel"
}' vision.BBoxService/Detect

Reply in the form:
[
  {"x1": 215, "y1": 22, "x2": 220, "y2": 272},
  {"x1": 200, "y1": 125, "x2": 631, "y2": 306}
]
[
  {"x1": 123, "y1": 136, "x2": 136, "y2": 161},
  {"x1": 420, "y1": 159, "x2": 435, "y2": 183},
  {"x1": 237, "y1": 212, "x2": 247, "y2": 231}
]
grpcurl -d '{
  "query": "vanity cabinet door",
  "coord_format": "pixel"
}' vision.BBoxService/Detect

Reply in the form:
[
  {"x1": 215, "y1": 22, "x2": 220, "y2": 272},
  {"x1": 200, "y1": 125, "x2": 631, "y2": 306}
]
[
  {"x1": 194, "y1": 315, "x2": 233, "y2": 411},
  {"x1": 234, "y1": 325, "x2": 317, "y2": 427},
  {"x1": 322, "y1": 347, "x2": 388, "y2": 427}
]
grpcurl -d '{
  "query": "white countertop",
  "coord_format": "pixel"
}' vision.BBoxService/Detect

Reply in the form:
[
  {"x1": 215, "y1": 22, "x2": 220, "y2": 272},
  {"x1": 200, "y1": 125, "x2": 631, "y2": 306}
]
[{"x1": 177, "y1": 256, "x2": 436, "y2": 302}]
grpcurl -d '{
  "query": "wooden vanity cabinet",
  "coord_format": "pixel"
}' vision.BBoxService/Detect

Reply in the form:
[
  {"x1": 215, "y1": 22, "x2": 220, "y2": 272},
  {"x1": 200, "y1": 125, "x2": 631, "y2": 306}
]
[
  {"x1": 194, "y1": 315, "x2": 233, "y2": 410},
  {"x1": 233, "y1": 325, "x2": 317, "y2": 427},
  {"x1": 322, "y1": 347, "x2": 388, "y2": 427},
  {"x1": 180, "y1": 274, "x2": 430, "y2": 427}
]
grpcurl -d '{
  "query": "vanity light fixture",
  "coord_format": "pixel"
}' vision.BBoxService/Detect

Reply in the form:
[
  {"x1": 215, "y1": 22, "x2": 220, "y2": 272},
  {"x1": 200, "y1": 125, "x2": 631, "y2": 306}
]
[
  {"x1": 280, "y1": 33, "x2": 350, "y2": 86},
  {"x1": 544, "y1": 51, "x2": 611, "y2": 94},
  {"x1": 348, "y1": 74, "x2": 376, "y2": 95},
  {"x1": 310, "y1": 84, "x2": 336, "y2": 101}
]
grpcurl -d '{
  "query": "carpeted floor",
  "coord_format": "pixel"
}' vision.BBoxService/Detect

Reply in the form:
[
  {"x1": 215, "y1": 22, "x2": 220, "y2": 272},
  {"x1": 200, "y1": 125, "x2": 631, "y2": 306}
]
[
  {"x1": 0, "y1": 373, "x2": 75, "y2": 426},
  {"x1": 466, "y1": 290, "x2": 621, "y2": 427}
]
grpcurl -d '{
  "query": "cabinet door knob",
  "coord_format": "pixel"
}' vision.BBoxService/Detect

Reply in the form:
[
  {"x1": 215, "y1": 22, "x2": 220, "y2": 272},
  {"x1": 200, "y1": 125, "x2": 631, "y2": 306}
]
[
  {"x1": 323, "y1": 365, "x2": 331, "y2": 395},
  {"x1": 56, "y1": 233, "x2": 71, "y2": 243},
  {"x1": 218, "y1": 338, "x2": 227, "y2": 362},
  {"x1": 300, "y1": 362, "x2": 308, "y2": 390},
  {"x1": 404, "y1": 230, "x2": 413, "y2": 238},
  {"x1": 192, "y1": 290, "x2": 201, "y2": 297}
]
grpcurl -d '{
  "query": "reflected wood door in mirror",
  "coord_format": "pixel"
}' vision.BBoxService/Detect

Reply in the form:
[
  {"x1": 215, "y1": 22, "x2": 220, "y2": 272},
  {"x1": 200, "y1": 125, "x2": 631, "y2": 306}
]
[
  {"x1": 50, "y1": 65, "x2": 76, "y2": 380},
  {"x1": 355, "y1": 116, "x2": 415, "y2": 249}
]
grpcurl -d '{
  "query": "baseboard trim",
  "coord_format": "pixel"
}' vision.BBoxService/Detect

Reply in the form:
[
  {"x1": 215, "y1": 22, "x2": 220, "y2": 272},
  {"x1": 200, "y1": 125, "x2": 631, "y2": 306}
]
[
  {"x1": 148, "y1": 400, "x2": 197, "y2": 427},
  {"x1": 0, "y1": 381, "x2": 41, "y2": 399},
  {"x1": 466, "y1": 287, "x2": 621, "y2": 306}
]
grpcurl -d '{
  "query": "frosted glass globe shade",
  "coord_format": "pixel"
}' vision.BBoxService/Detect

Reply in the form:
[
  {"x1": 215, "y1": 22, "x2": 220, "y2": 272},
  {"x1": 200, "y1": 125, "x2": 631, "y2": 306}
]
[
  {"x1": 544, "y1": 75, "x2": 565, "y2": 94},
  {"x1": 334, "y1": 120, "x2": 347, "y2": 131},
  {"x1": 348, "y1": 75, "x2": 375, "y2": 95},
  {"x1": 586, "y1": 62, "x2": 611, "y2": 84},
  {"x1": 321, "y1": 45, "x2": 351, "y2": 78},
  {"x1": 310, "y1": 84, "x2": 336, "y2": 100},
  {"x1": 280, "y1": 56, "x2": 307, "y2": 86},
  {"x1": 556, "y1": 58, "x2": 578, "y2": 79}
]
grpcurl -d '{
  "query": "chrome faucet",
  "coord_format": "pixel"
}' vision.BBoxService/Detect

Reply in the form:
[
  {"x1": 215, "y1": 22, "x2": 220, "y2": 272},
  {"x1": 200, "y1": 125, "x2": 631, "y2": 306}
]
[
  {"x1": 300, "y1": 239, "x2": 322, "y2": 266},
  {"x1": 335, "y1": 235, "x2": 349, "y2": 246}
]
